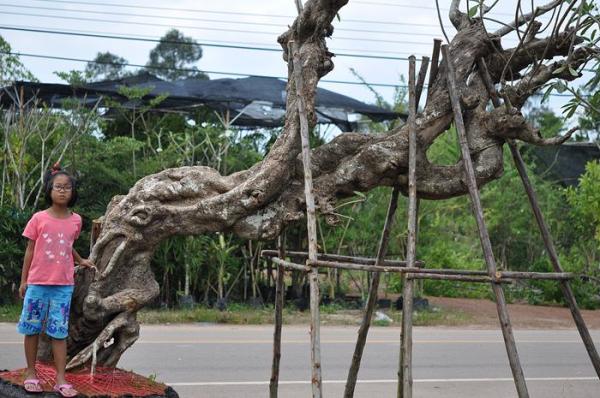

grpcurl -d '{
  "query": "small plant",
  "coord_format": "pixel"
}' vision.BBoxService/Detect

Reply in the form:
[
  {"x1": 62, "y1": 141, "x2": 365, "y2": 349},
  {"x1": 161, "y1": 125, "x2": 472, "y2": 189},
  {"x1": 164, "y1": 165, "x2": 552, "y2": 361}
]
[{"x1": 372, "y1": 319, "x2": 392, "y2": 327}]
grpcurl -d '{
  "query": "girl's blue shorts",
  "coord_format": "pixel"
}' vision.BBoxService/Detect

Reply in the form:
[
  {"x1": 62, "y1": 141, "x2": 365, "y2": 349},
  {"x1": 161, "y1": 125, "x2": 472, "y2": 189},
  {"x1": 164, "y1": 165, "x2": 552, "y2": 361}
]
[{"x1": 17, "y1": 284, "x2": 74, "y2": 339}]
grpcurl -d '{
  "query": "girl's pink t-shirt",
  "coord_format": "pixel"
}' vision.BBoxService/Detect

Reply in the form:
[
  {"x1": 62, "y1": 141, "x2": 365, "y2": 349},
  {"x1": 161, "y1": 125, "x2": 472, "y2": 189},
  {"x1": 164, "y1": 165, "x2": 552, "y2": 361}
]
[{"x1": 22, "y1": 210, "x2": 82, "y2": 285}]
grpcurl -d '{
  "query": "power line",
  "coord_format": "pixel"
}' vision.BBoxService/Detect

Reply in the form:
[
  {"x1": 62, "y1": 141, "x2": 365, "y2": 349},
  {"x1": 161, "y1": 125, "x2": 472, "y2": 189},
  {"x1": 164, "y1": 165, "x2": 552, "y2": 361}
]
[
  {"x1": 0, "y1": 26, "x2": 428, "y2": 62},
  {"x1": 1, "y1": 51, "x2": 583, "y2": 97},
  {"x1": 353, "y1": 0, "x2": 513, "y2": 17},
  {"x1": 0, "y1": 24, "x2": 425, "y2": 58},
  {"x1": 0, "y1": 24, "x2": 595, "y2": 72},
  {"x1": 2, "y1": 25, "x2": 593, "y2": 73},
  {"x1": 0, "y1": 10, "x2": 443, "y2": 46},
  {"x1": 32, "y1": 0, "x2": 294, "y2": 19},
  {"x1": 0, "y1": 3, "x2": 450, "y2": 38},
  {"x1": 1, "y1": 10, "x2": 447, "y2": 46},
  {"x1": 0, "y1": 51, "x2": 410, "y2": 88},
  {"x1": 28, "y1": 0, "x2": 457, "y2": 29}
]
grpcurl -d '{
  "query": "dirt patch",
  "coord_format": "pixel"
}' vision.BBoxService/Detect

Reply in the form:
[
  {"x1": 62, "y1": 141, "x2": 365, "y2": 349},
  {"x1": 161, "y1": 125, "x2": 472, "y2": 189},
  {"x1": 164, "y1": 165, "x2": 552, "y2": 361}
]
[{"x1": 427, "y1": 296, "x2": 600, "y2": 329}]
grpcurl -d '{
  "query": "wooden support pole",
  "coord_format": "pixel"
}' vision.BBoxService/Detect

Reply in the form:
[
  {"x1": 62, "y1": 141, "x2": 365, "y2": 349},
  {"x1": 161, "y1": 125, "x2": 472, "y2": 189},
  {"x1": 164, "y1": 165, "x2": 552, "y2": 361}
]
[
  {"x1": 261, "y1": 250, "x2": 424, "y2": 268},
  {"x1": 443, "y1": 45, "x2": 529, "y2": 398},
  {"x1": 407, "y1": 273, "x2": 511, "y2": 283},
  {"x1": 269, "y1": 234, "x2": 286, "y2": 398},
  {"x1": 415, "y1": 56, "x2": 430, "y2": 107},
  {"x1": 398, "y1": 55, "x2": 419, "y2": 398},
  {"x1": 306, "y1": 260, "x2": 572, "y2": 280},
  {"x1": 500, "y1": 271, "x2": 574, "y2": 280},
  {"x1": 272, "y1": 257, "x2": 309, "y2": 272},
  {"x1": 426, "y1": 39, "x2": 442, "y2": 104},
  {"x1": 344, "y1": 186, "x2": 401, "y2": 398},
  {"x1": 477, "y1": 58, "x2": 600, "y2": 379},
  {"x1": 291, "y1": 39, "x2": 322, "y2": 397},
  {"x1": 306, "y1": 260, "x2": 417, "y2": 273}
]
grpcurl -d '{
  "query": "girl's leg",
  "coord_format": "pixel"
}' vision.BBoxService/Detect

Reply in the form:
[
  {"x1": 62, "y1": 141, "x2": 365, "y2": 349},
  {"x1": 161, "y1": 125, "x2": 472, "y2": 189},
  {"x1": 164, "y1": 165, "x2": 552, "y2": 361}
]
[
  {"x1": 51, "y1": 338, "x2": 68, "y2": 384},
  {"x1": 46, "y1": 285, "x2": 78, "y2": 396},
  {"x1": 17, "y1": 285, "x2": 47, "y2": 380},
  {"x1": 51, "y1": 338, "x2": 78, "y2": 397},
  {"x1": 23, "y1": 334, "x2": 39, "y2": 378}
]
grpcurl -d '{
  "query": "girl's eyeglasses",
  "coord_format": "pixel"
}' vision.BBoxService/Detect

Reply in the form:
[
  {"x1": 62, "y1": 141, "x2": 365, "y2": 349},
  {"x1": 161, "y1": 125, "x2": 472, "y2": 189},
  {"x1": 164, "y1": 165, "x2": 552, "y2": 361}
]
[{"x1": 52, "y1": 184, "x2": 72, "y2": 192}]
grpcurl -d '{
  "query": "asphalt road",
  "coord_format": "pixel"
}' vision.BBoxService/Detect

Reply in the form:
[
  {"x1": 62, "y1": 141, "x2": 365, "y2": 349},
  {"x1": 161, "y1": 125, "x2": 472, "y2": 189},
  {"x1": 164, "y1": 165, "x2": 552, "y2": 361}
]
[{"x1": 1, "y1": 323, "x2": 599, "y2": 397}]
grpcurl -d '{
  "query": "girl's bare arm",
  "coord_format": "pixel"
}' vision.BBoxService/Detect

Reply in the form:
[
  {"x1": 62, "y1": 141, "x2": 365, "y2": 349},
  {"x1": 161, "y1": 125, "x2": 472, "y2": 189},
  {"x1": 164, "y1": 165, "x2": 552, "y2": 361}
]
[
  {"x1": 19, "y1": 240, "x2": 35, "y2": 298},
  {"x1": 73, "y1": 248, "x2": 95, "y2": 268}
]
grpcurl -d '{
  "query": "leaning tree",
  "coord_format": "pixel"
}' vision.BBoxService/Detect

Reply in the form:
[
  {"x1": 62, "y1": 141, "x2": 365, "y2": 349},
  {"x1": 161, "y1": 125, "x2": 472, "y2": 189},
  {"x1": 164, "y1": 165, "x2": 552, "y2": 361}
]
[{"x1": 45, "y1": 0, "x2": 599, "y2": 369}]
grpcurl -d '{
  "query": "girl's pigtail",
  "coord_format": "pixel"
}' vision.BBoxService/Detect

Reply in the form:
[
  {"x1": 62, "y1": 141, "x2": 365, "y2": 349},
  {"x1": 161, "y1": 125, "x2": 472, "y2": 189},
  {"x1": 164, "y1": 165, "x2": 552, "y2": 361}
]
[{"x1": 43, "y1": 162, "x2": 62, "y2": 186}]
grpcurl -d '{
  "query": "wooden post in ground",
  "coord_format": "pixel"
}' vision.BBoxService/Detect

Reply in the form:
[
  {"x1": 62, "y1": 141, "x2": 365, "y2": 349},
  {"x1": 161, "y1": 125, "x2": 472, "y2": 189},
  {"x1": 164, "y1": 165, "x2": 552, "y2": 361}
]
[
  {"x1": 270, "y1": 233, "x2": 286, "y2": 398},
  {"x1": 443, "y1": 45, "x2": 529, "y2": 398},
  {"x1": 415, "y1": 56, "x2": 428, "y2": 295},
  {"x1": 291, "y1": 39, "x2": 322, "y2": 397},
  {"x1": 477, "y1": 58, "x2": 600, "y2": 379},
  {"x1": 345, "y1": 54, "x2": 429, "y2": 398},
  {"x1": 426, "y1": 39, "x2": 442, "y2": 104},
  {"x1": 398, "y1": 55, "x2": 419, "y2": 398},
  {"x1": 415, "y1": 56, "x2": 429, "y2": 107},
  {"x1": 344, "y1": 186, "x2": 400, "y2": 398}
]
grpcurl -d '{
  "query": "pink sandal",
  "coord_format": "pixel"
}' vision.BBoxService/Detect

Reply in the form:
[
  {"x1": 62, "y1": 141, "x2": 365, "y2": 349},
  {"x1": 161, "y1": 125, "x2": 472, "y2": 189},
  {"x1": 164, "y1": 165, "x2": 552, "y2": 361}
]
[
  {"x1": 53, "y1": 383, "x2": 78, "y2": 397},
  {"x1": 23, "y1": 378, "x2": 43, "y2": 393}
]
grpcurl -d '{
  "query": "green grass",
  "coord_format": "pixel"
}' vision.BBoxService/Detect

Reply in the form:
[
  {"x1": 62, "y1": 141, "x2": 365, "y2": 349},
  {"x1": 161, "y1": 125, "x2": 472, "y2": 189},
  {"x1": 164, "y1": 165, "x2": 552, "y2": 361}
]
[
  {"x1": 138, "y1": 304, "x2": 276, "y2": 325},
  {"x1": 412, "y1": 307, "x2": 474, "y2": 326},
  {"x1": 0, "y1": 305, "x2": 21, "y2": 322},
  {"x1": 137, "y1": 304, "x2": 473, "y2": 326},
  {"x1": 0, "y1": 303, "x2": 473, "y2": 327}
]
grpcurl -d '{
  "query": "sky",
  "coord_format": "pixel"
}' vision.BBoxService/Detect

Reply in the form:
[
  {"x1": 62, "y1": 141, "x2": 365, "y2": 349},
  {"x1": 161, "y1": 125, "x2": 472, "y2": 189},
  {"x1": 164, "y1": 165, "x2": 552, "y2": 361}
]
[{"x1": 0, "y1": 0, "x2": 584, "y2": 114}]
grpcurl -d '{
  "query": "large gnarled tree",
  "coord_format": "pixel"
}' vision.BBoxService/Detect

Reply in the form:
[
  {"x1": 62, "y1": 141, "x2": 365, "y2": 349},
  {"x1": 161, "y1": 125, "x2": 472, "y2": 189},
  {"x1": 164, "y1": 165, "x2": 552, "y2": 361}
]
[{"x1": 47, "y1": 0, "x2": 599, "y2": 369}]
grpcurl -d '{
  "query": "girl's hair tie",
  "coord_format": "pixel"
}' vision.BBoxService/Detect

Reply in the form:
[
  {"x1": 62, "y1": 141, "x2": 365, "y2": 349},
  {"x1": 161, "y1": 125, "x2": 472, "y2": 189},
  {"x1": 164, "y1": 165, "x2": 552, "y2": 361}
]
[{"x1": 50, "y1": 162, "x2": 62, "y2": 175}]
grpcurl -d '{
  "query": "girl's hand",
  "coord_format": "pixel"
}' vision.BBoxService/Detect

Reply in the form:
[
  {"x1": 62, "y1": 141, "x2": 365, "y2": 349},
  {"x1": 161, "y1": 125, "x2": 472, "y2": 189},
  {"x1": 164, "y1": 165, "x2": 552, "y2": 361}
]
[
  {"x1": 79, "y1": 258, "x2": 96, "y2": 270},
  {"x1": 19, "y1": 283, "x2": 27, "y2": 299}
]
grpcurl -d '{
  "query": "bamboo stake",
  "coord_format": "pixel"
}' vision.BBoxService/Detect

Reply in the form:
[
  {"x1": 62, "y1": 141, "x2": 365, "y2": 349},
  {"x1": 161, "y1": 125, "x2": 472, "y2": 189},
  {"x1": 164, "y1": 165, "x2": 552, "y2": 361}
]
[
  {"x1": 344, "y1": 186, "x2": 401, "y2": 397},
  {"x1": 500, "y1": 271, "x2": 573, "y2": 280},
  {"x1": 415, "y1": 56, "x2": 430, "y2": 107},
  {"x1": 442, "y1": 45, "x2": 529, "y2": 398},
  {"x1": 398, "y1": 55, "x2": 419, "y2": 398},
  {"x1": 345, "y1": 52, "x2": 432, "y2": 397},
  {"x1": 426, "y1": 39, "x2": 443, "y2": 104},
  {"x1": 477, "y1": 58, "x2": 600, "y2": 378},
  {"x1": 306, "y1": 260, "x2": 572, "y2": 280},
  {"x1": 304, "y1": 261, "x2": 418, "y2": 274},
  {"x1": 407, "y1": 273, "x2": 511, "y2": 283},
  {"x1": 291, "y1": 39, "x2": 322, "y2": 397},
  {"x1": 261, "y1": 250, "x2": 423, "y2": 267},
  {"x1": 270, "y1": 234, "x2": 286, "y2": 397},
  {"x1": 272, "y1": 257, "x2": 309, "y2": 272}
]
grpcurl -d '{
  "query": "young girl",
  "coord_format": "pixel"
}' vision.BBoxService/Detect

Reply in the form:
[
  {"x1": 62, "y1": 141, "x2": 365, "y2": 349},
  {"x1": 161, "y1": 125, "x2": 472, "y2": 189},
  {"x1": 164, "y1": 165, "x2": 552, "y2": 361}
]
[{"x1": 17, "y1": 163, "x2": 94, "y2": 397}]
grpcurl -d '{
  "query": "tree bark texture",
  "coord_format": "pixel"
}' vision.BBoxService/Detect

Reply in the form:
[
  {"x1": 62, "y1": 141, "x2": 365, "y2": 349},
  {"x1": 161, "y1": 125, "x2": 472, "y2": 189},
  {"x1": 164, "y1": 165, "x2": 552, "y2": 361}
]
[{"x1": 44, "y1": 0, "x2": 598, "y2": 369}]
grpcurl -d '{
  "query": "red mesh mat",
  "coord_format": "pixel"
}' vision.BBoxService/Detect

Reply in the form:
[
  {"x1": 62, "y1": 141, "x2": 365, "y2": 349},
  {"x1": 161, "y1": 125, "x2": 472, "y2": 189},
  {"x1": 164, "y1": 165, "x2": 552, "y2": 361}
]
[{"x1": 0, "y1": 362, "x2": 169, "y2": 397}]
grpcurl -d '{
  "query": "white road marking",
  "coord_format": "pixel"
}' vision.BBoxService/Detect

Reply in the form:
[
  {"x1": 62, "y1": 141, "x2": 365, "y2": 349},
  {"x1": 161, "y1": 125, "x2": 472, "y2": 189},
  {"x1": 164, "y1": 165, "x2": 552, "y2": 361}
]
[
  {"x1": 167, "y1": 376, "x2": 599, "y2": 386},
  {"x1": 133, "y1": 339, "x2": 585, "y2": 344},
  {"x1": 0, "y1": 339, "x2": 587, "y2": 345}
]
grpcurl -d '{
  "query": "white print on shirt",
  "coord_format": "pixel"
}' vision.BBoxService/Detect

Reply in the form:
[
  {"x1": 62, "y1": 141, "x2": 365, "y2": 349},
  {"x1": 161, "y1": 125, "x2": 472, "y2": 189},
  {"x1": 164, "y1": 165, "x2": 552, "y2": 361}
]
[{"x1": 42, "y1": 233, "x2": 72, "y2": 265}]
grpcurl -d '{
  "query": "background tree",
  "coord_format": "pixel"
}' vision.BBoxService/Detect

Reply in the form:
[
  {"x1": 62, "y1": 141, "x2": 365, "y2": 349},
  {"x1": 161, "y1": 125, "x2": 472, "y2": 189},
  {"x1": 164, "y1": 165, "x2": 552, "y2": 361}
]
[
  {"x1": 146, "y1": 29, "x2": 207, "y2": 81},
  {"x1": 85, "y1": 51, "x2": 129, "y2": 82},
  {"x1": 0, "y1": 35, "x2": 36, "y2": 83}
]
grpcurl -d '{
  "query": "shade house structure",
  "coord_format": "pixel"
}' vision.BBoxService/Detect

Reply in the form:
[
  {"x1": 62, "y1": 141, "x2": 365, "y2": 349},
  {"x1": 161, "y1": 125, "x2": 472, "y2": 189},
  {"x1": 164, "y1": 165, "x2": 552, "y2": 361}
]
[{"x1": 0, "y1": 73, "x2": 404, "y2": 131}]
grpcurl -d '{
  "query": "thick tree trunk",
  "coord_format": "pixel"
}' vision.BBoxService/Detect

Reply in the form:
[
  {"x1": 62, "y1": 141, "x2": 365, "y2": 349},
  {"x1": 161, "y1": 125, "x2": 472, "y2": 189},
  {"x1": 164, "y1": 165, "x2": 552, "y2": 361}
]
[{"x1": 45, "y1": 0, "x2": 597, "y2": 369}]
